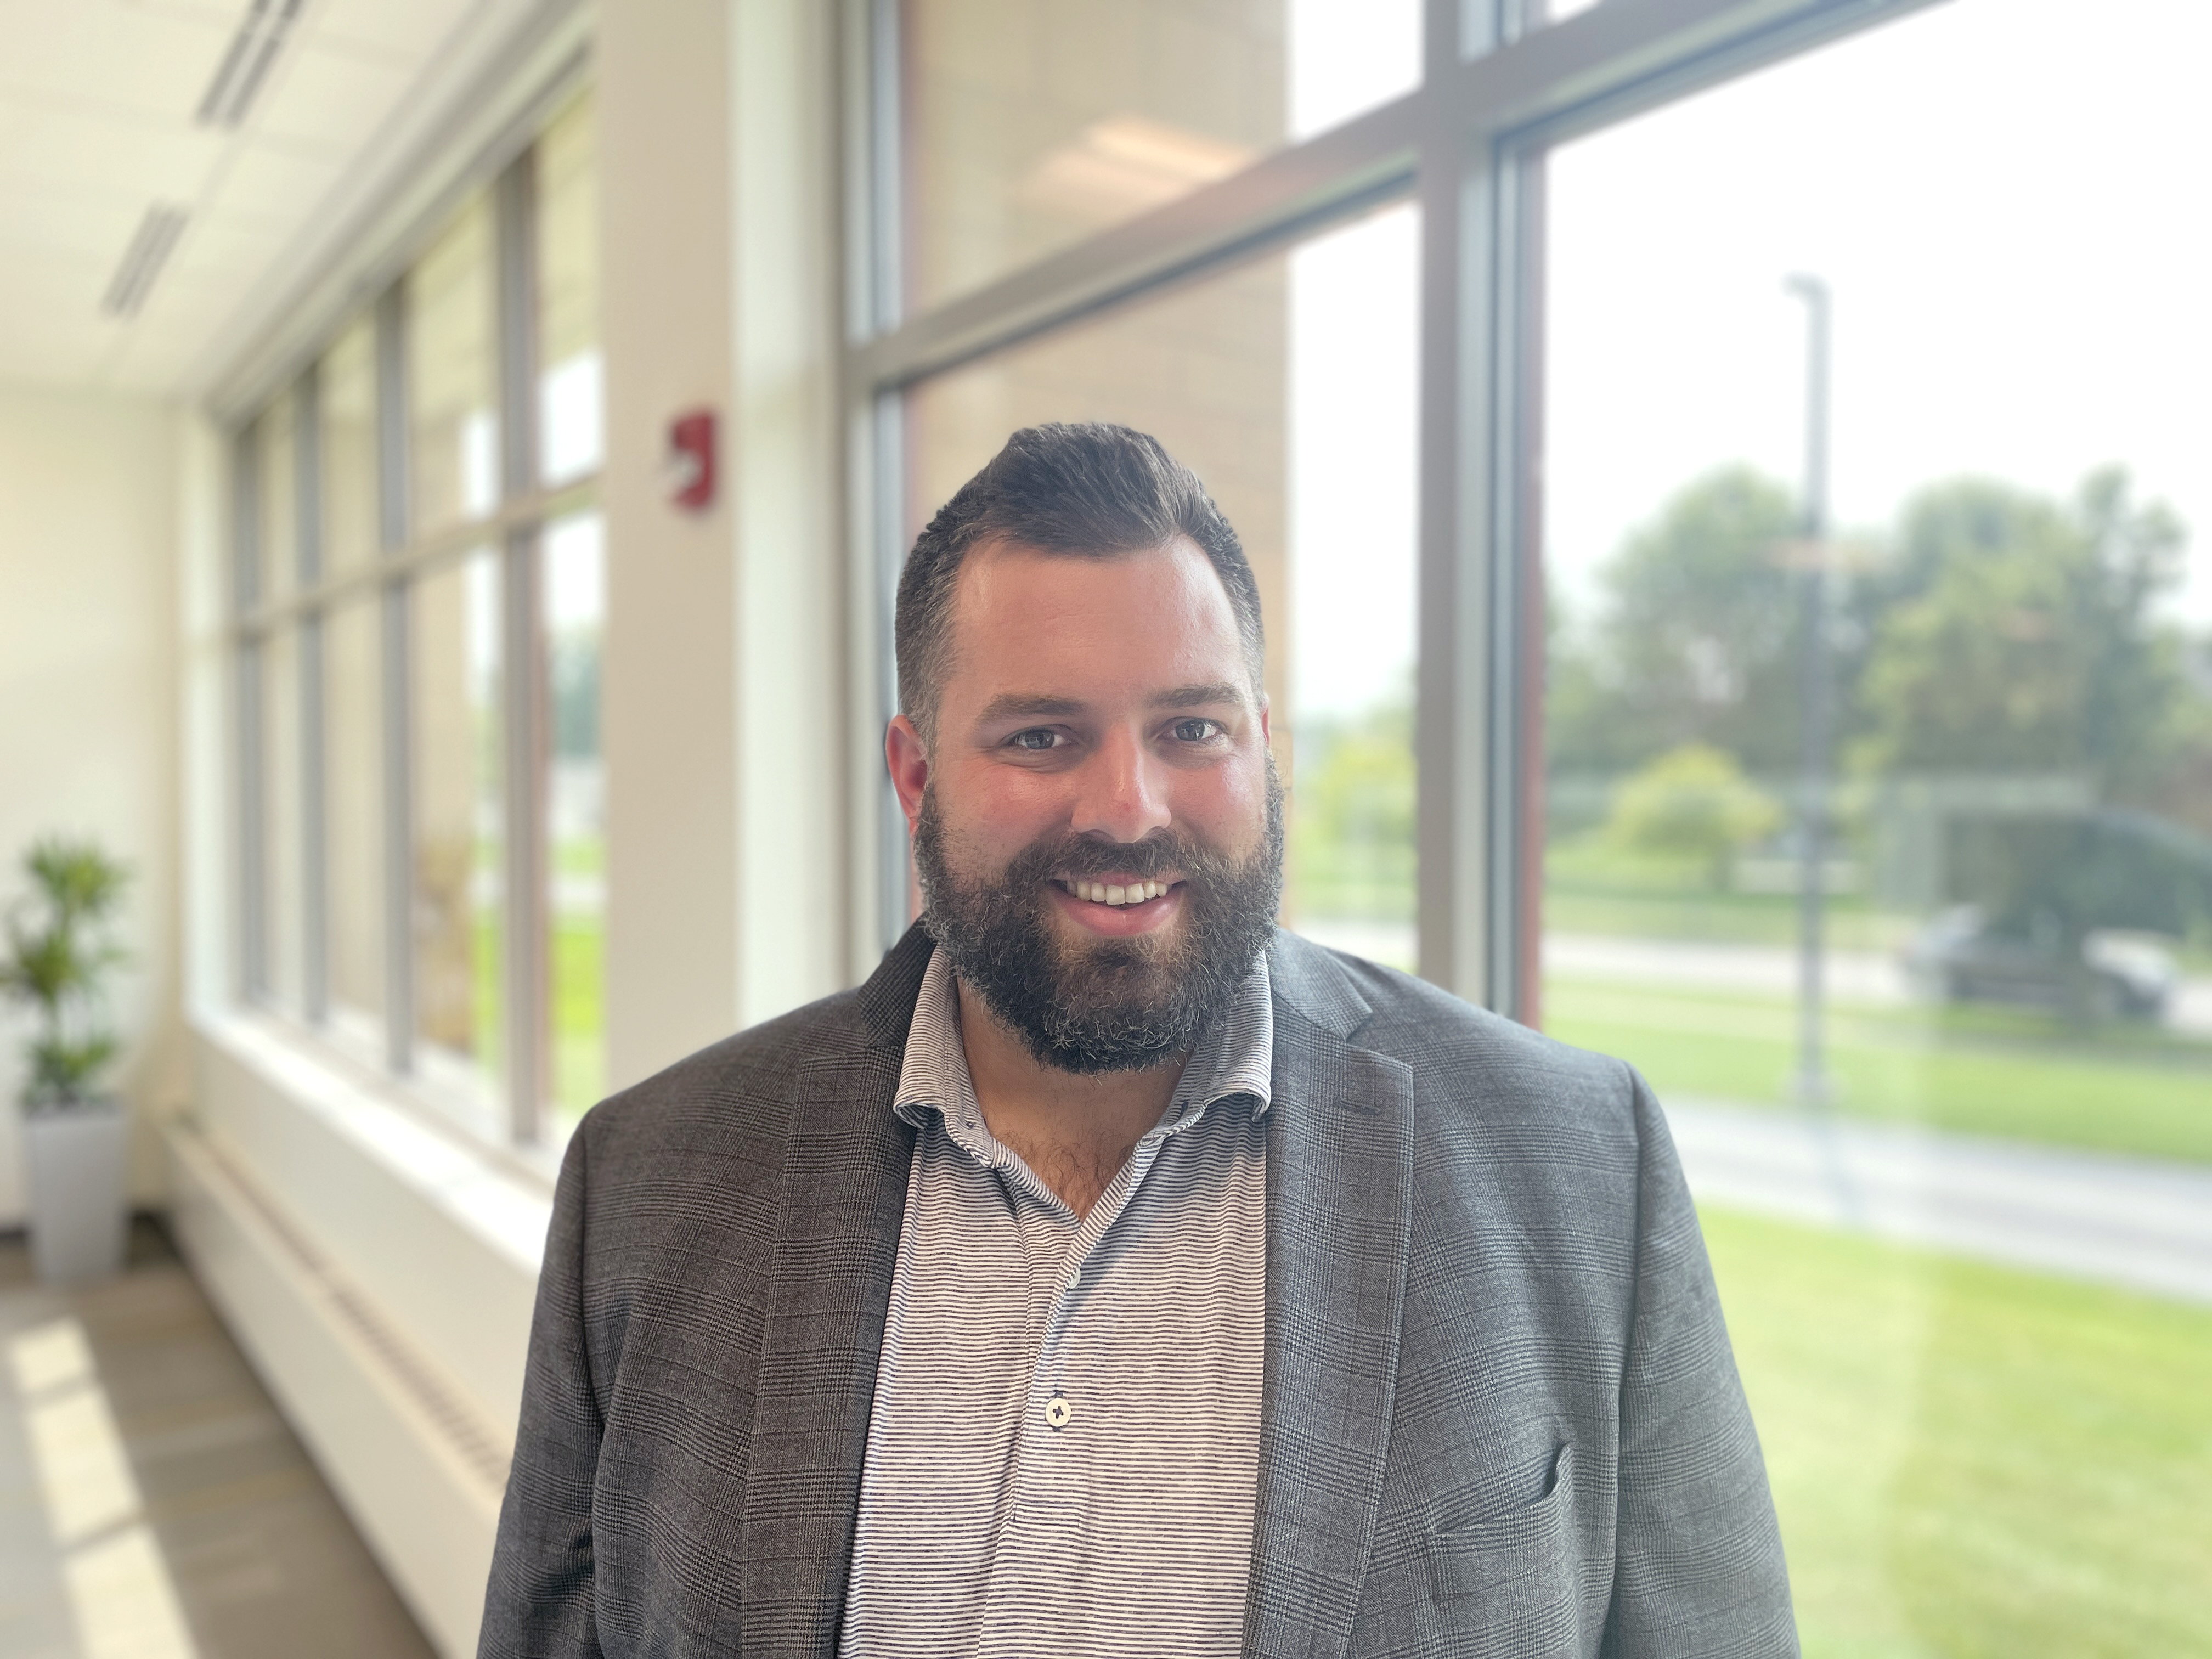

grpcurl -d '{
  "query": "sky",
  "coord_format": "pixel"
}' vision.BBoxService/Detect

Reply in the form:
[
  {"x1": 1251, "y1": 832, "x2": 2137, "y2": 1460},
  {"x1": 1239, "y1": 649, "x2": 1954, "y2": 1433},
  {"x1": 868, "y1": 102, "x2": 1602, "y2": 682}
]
[
  {"x1": 1283, "y1": 0, "x2": 1423, "y2": 726},
  {"x1": 1544, "y1": 0, "x2": 2212, "y2": 633},
  {"x1": 1278, "y1": 0, "x2": 2212, "y2": 730},
  {"x1": 1289, "y1": 206, "x2": 1420, "y2": 724}
]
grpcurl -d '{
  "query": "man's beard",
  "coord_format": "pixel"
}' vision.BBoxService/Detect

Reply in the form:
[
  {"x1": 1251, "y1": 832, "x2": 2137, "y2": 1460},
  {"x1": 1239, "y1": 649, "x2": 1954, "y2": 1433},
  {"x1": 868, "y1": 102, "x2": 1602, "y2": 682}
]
[{"x1": 912, "y1": 765, "x2": 1285, "y2": 1075}]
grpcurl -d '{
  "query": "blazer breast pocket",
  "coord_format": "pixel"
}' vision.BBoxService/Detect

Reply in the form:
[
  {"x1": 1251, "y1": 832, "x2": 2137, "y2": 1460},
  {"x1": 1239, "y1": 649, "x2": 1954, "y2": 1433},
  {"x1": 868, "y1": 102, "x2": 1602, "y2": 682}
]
[{"x1": 1422, "y1": 1443, "x2": 1583, "y2": 1657}]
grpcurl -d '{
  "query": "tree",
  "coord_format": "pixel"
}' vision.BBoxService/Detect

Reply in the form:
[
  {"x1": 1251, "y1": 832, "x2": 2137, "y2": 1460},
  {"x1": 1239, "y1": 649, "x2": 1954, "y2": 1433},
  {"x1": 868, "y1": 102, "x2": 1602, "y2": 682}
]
[
  {"x1": 1289, "y1": 699, "x2": 1414, "y2": 921},
  {"x1": 1604, "y1": 743, "x2": 1784, "y2": 889},
  {"x1": 1548, "y1": 467, "x2": 1808, "y2": 774},
  {"x1": 1855, "y1": 470, "x2": 2191, "y2": 800},
  {"x1": 550, "y1": 633, "x2": 600, "y2": 759}
]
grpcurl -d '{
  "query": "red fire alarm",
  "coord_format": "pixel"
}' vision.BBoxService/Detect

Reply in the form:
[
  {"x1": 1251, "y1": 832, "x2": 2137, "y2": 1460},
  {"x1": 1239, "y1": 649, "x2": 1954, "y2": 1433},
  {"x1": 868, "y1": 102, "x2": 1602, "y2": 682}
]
[{"x1": 666, "y1": 407, "x2": 717, "y2": 512}]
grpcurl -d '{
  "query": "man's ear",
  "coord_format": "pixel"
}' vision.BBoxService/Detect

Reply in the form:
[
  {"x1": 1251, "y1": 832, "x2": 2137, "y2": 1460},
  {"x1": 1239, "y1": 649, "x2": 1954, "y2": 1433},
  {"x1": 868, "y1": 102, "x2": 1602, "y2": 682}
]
[
  {"x1": 1258, "y1": 693, "x2": 1272, "y2": 748},
  {"x1": 885, "y1": 714, "x2": 930, "y2": 836}
]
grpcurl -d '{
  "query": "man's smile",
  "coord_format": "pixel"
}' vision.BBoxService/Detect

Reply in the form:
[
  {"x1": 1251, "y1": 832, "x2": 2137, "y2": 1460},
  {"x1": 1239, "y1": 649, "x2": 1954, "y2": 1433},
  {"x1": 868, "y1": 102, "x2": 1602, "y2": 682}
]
[
  {"x1": 1052, "y1": 874, "x2": 1178, "y2": 906},
  {"x1": 1046, "y1": 875, "x2": 1184, "y2": 935}
]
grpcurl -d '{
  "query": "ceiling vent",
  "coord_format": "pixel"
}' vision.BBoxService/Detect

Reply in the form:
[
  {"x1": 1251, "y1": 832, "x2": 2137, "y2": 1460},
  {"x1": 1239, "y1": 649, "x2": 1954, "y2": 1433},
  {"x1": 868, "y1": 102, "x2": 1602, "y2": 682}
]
[
  {"x1": 196, "y1": 0, "x2": 306, "y2": 129},
  {"x1": 101, "y1": 206, "x2": 190, "y2": 318}
]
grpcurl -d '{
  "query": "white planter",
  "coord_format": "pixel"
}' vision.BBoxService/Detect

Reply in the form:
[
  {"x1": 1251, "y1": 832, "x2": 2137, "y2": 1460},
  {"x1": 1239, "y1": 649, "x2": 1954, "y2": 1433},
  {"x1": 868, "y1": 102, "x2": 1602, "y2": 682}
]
[{"x1": 23, "y1": 1099, "x2": 129, "y2": 1283}]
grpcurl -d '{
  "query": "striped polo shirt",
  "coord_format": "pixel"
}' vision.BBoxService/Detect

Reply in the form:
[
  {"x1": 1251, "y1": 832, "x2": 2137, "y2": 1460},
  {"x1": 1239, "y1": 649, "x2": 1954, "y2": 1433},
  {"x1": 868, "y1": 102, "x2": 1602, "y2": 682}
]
[{"x1": 839, "y1": 943, "x2": 1273, "y2": 1658}]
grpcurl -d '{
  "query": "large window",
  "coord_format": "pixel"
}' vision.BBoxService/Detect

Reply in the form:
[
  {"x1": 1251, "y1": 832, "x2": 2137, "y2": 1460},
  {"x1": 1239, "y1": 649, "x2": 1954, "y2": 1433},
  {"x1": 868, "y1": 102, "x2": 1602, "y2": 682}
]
[
  {"x1": 856, "y1": 1, "x2": 2212, "y2": 1650},
  {"x1": 1537, "y1": 3, "x2": 2212, "y2": 1647},
  {"x1": 900, "y1": 0, "x2": 1420, "y2": 309},
  {"x1": 231, "y1": 89, "x2": 601, "y2": 1144}
]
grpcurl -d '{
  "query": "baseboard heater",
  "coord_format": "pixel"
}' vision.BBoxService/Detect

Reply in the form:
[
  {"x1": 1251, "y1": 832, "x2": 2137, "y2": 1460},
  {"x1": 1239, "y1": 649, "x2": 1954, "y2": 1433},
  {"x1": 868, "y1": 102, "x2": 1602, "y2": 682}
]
[{"x1": 163, "y1": 1116, "x2": 509, "y2": 1659}]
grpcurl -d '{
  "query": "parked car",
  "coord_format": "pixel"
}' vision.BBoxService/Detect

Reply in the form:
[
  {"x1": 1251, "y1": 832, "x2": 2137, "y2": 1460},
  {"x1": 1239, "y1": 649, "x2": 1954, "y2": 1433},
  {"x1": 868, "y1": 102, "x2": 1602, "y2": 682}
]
[{"x1": 1903, "y1": 905, "x2": 2176, "y2": 1020}]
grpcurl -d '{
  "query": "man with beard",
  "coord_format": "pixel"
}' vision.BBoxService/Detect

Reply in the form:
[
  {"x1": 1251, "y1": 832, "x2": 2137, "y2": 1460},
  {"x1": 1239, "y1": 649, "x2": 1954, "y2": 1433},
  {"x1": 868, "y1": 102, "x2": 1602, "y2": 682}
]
[{"x1": 479, "y1": 424, "x2": 1796, "y2": 1658}]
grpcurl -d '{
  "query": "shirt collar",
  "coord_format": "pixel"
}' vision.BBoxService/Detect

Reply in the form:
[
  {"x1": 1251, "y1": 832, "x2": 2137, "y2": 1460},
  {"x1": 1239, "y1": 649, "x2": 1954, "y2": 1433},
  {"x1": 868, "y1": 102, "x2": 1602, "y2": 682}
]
[{"x1": 893, "y1": 944, "x2": 1274, "y2": 1148}]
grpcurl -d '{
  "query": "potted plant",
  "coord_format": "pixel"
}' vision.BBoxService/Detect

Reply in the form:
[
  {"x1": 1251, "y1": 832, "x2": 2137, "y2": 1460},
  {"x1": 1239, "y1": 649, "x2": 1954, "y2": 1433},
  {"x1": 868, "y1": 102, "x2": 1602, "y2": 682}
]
[{"x1": 1, "y1": 837, "x2": 132, "y2": 1282}]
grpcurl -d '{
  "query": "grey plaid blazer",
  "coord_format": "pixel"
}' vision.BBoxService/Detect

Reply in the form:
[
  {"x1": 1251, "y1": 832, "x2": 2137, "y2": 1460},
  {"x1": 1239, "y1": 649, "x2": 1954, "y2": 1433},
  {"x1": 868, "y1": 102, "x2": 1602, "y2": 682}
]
[{"x1": 480, "y1": 926, "x2": 1795, "y2": 1658}]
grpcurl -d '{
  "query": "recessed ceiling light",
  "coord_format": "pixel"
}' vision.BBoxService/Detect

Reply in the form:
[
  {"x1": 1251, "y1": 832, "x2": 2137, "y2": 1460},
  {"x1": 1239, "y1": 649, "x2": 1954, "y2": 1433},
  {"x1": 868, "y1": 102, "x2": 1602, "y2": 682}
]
[
  {"x1": 101, "y1": 206, "x2": 190, "y2": 318},
  {"x1": 196, "y1": 0, "x2": 306, "y2": 130}
]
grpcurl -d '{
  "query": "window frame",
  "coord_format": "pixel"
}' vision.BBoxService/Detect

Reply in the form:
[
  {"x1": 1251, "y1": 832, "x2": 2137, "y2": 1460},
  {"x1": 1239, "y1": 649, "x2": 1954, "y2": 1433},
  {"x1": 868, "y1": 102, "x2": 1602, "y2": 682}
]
[
  {"x1": 842, "y1": 0, "x2": 1944, "y2": 1013},
  {"x1": 226, "y1": 113, "x2": 600, "y2": 1149}
]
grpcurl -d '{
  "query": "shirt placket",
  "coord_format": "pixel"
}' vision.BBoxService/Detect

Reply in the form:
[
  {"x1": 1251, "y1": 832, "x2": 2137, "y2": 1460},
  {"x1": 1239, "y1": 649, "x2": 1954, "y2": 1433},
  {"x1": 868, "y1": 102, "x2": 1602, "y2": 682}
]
[{"x1": 975, "y1": 1130, "x2": 1172, "y2": 1654}]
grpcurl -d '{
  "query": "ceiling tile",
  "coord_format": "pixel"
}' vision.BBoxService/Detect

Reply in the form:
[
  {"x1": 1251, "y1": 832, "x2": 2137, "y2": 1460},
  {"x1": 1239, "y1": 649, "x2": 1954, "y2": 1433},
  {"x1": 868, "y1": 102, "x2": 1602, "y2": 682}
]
[
  {"x1": 100, "y1": 287, "x2": 234, "y2": 388},
  {"x1": 0, "y1": 251, "x2": 119, "y2": 308},
  {"x1": 0, "y1": 194, "x2": 149, "y2": 270},
  {"x1": 0, "y1": 284, "x2": 116, "y2": 376},
  {"x1": 157, "y1": 220, "x2": 290, "y2": 290},
  {"x1": 199, "y1": 142, "x2": 346, "y2": 231},
  {"x1": 0, "y1": 0, "x2": 488, "y2": 392},
  {"x1": 304, "y1": 0, "x2": 479, "y2": 63},
  {"x1": 0, "y1": 99, "x2": 224, "y2": 202},
  {"x1": 249, "y1": 38, "x2": 414, "y2": 152},
  {"x1": 0, "y1": 0, "x2": 233, "y2": 125}
]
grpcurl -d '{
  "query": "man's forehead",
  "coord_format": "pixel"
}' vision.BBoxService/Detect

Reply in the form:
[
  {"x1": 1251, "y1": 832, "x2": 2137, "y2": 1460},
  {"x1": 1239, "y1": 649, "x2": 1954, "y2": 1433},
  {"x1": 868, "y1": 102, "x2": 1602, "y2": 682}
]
[
  {"x1": 944, "y1": 535, "x2": 1254, "y2": 711},
  {"x1": 952, "y1": 533, "x2": 1233, "y2": 625}
]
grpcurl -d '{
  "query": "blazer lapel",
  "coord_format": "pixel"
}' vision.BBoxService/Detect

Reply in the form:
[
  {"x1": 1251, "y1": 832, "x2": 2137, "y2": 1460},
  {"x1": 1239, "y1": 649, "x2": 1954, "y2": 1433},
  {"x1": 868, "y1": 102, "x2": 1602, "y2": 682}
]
[
  {"x1": 737, "y1": 929, "x2": 930, "y2": 1656},
  {"x1": 1246, "y1": 935, "x2": 1416, "y2": 1659}
]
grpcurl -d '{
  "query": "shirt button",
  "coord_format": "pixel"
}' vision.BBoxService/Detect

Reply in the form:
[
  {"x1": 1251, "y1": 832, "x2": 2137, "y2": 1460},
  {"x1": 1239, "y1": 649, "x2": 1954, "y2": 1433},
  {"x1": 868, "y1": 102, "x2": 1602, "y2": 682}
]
[{"x1": 1044, "y1": 1394, "x2": 1073, "y2": 1430}]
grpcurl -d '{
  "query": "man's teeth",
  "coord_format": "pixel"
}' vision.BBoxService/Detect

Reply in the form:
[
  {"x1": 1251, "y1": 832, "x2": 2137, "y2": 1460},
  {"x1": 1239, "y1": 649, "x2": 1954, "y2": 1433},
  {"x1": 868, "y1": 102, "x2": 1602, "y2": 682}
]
[{"x1": 1066, "y1": 879, "x2": 1170, "y2": 906}]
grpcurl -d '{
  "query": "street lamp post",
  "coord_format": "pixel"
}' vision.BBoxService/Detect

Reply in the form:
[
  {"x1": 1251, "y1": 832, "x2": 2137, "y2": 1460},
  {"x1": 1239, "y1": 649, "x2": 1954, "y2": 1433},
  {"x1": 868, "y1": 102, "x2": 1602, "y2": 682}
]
[{"x1": 1785, "y1": 272, "x2": 1832, "y2": 1107}]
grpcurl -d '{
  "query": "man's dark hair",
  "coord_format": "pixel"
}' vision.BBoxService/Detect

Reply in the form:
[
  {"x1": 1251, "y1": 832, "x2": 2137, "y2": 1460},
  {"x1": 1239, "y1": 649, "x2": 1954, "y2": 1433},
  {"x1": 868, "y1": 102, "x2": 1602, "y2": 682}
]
[{"x1": 894, "y1": 422, "x2": 1266, "y2": 738}]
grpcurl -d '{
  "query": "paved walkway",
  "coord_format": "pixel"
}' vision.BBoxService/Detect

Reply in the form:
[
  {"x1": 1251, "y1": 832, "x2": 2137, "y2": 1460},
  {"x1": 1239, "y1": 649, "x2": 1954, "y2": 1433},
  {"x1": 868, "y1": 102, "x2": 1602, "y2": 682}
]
[
  {"x1": 1667, "y1": 1097, "x2": 2212, "y2": 1306},
  {"x1": 1545, "y1": 933, "x2": 1911, "y2": 1004},
  {"x1": 1544, "y1": 932, "x2": 2212, "y2": 1036}
]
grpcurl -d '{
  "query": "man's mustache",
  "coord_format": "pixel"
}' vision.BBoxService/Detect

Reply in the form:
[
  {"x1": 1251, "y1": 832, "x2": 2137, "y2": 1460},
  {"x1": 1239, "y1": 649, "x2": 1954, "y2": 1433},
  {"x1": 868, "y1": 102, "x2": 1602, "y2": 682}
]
[{"x1": 1011, "y1": 832, "x2": 1200, "y2": 884}]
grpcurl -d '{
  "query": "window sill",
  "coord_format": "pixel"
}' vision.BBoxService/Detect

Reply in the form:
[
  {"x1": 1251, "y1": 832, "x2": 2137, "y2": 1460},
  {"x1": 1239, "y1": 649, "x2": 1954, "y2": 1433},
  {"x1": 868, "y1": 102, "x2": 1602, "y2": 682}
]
[{"x1": 190, "y1": 1004, "x2": 562, "y2": 1277}]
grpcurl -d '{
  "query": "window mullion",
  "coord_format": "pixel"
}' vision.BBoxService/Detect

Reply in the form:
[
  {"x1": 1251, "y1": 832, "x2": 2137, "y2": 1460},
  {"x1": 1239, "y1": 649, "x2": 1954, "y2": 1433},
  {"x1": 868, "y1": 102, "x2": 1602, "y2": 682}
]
[
  {"x1": 862, "y1": 0, "x2": 902, "y2": 338},
  {"x1": 233, "y1": 430, "x2": 268, "y2": 1001},
  {"x1": 1430, "y1": 0, "x2": 1489, "y2": 70},
  {"x1": 845, "y1": 0, "x2": 909, "y2": 972},
  {"x1": 295, "y1": 362, "x2": 330, "y2": 1025},
  {"x1": 1415, "y1": 121, "x2": 1495, "y2": 1007},
  {"x1": 495, "y1": 147, "x2": 546, "y2": 1144},
  {"x1": 868, "y1": 390, "x2": 907, "y2": 957},
  {"x1": 375, "y1": 284, "x2": 415, "y2": 1075},
  {"x1": 1486, "y1": 149, "x2": 1545, "y2": 1026}
]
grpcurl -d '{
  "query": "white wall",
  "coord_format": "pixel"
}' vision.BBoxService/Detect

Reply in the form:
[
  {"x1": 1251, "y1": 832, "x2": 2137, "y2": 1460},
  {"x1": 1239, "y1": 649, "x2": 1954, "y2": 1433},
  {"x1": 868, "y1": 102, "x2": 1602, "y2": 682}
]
[
  {"x1": 598, "y1": 0, "x2": 743, "y2": 1090},
  {"x1": 600, "y1": 0, "x2": 850, "y2": 1091},
  {"x1": 729, "y1": 0, "x2": 850, "y2": 1029},
  {"x1": 0, "y1": 382, "x2": 184, "y2": 1222}
]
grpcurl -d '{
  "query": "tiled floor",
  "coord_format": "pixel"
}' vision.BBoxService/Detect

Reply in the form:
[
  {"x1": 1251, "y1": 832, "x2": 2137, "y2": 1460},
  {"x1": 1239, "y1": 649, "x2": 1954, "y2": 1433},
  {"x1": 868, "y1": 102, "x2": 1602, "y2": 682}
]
[{"x1": 0, "y1": 1219, "x2": 437, "y2": 1659}]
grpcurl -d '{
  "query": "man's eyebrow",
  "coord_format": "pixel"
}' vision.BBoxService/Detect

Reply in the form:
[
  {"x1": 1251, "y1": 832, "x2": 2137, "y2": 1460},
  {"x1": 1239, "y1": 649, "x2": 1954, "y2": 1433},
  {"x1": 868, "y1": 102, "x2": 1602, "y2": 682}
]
[
  {"x1": 975, "y1": 692, "x2": 1086, "y2": 724},
  {"x1": 1150, "y1": 681, "x2": 1247, "y2": 709},
  {"x1": 972, "y1": 684, "x2": 1248, "y2": 725}
]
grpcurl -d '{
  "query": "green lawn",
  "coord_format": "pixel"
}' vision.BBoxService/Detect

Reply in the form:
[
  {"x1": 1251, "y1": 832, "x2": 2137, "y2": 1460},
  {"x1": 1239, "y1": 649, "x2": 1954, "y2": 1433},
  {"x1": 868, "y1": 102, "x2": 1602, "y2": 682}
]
[
  {"x1": 1706, "y1": 1207, "x2": 2212, "y2": 1657},
  {"x1": 471, "y1": 909, "x2": 504, "y2": 1079},
  {"x1": 1543, "y1": 840, "x2": 1915, "y2": 952},
  {"x1": 466, "y1": 898, "x2": 602, "y2": 1126},
  {"x1": 550, "y1": 912, "x2": 604, "y2": 1124},
  {"x1": 1547, "y1": 979, "x2": 2212, "y2": 1164},
  {"x1": 1542, "y1": 851, "x2": 2212, "y2": 971}
]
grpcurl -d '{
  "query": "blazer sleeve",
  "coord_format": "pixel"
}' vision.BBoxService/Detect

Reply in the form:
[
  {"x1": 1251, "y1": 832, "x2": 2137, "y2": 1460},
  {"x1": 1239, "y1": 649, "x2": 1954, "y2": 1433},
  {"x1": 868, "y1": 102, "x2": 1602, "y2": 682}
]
[
  {"x1": 479, "y1": 1124, "x2": 606, "y2": 1659},
  {"x1": 1601, "y1": 1070, "x2": 1799, "y2": 1658}
]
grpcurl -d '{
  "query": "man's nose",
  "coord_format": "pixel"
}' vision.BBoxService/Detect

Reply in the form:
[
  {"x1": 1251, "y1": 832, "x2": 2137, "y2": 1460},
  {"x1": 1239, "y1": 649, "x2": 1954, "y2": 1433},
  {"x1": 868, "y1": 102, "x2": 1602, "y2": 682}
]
[{"x1": 1069, "y1": 727, "x2": 1172, "y2": 845}]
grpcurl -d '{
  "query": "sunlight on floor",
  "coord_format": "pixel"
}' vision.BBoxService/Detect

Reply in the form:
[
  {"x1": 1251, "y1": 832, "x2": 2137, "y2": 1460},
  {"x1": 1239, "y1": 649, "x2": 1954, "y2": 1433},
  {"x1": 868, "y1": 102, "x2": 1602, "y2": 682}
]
[{"x1": 9, "y1": 1318, "x2": 198, "y2": 1659}]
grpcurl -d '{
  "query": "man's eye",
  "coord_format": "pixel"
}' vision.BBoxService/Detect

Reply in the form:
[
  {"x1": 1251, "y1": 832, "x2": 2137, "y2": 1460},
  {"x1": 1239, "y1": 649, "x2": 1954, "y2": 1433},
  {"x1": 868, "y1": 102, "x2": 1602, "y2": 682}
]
[
  {"x1": 1008, "y1": 729, "x2": 1062, "y2": 752},
  {"x1": 1171, "y1": 719, "x2": 1223, "y2": 742}
]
